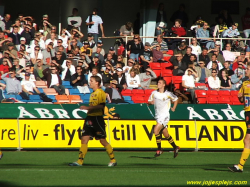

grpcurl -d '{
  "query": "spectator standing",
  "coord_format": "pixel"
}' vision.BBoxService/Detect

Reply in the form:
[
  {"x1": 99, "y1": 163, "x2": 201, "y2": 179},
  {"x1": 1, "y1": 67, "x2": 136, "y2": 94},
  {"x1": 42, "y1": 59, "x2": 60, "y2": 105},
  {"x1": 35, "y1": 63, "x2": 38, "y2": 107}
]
[
  {"x1": 242, "y1": 8, "x2": 250, "y2": 42},
  {"x1": 3, "y1": 14, "x2": 12, "y2": 33},
  {"x1": 85, "y1": 8, "x2": 105, "y2": 44},
  {"x1": 155, "y1": 3, "x2": 167, "y2": 36},
  {"x1": 170, "y1": 4, "x2": 188, "y2": 27},
  {"x1": 120, "y1": 22, "x2": 134, "y2": 37},
  {"x1": 67, "y1": 8, "x2": 82, "y2": 31}
]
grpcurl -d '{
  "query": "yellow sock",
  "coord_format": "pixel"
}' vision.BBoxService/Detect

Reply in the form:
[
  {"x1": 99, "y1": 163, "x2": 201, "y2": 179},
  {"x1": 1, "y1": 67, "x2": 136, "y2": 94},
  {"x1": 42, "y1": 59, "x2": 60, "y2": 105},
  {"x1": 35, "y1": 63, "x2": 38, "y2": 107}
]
[
  {"x1": 237, "y1": 148, "x2": 250, "y2": 170},
  {"x1": 105, "y1": 144, "x2": 116, "y2": 163},
  {"x1": 0, "y1": 150, "x2": 2, "y2": 155},
  {"x1": 77, "y1": 144, "x2": 88, "y2": 165}
]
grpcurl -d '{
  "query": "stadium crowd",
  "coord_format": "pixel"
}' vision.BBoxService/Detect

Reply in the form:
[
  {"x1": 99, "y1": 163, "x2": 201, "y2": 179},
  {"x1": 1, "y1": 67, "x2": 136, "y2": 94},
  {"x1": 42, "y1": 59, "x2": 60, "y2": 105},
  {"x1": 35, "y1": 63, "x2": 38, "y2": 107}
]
[{"x1": 0, "y1": 4, "x2": 250, "y2": 104}]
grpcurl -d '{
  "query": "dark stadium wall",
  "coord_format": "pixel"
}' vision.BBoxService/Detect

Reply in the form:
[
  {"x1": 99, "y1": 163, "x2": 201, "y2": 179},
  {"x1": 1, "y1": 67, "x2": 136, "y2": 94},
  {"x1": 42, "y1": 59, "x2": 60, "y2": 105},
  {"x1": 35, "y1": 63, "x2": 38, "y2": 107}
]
[{"x1": 1, "y1": 0, "x2": 250, "y2": 51}]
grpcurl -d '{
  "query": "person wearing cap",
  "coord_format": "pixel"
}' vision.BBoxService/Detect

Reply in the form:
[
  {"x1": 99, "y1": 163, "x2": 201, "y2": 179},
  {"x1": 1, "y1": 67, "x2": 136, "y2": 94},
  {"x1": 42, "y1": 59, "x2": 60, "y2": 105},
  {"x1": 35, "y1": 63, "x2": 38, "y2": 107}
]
[
  {"x1": 21, "y1": 72, "x2": 42, "y2": 99},
  {"x1": 20, "y1": 24, "x2": 34, "y2": 45},
  {"x1": 197, "y1": 22, "x2": 215, "y2": 50},
  {"x1": 92, "y1": 39, "x2": 105, "y2": 56},
  {"x1": 104, "y1": 47, "x2": 117, "y2": 62},
  {"x1": 104, "y1": 53, "x2": 115, "y2": 67},
  {"x1": 89, "y1": 53, "x2": 102, "y2": 72},
  {"x1": 139, "y1": 68, "x2": 157, "y2": 89},
  {"x1": 140, "y1": 42, "x2": 153, "y2": 72},
  {"x1": 113, "y1": 68, "x2": 127, "y2": 89},
  {"x1": 85, "y1": 8, "x2": 105, "y2": 44},
  {"x1": 223, "y1": 23, "x2": 240, "y2": 38},
  {"x1": 4, "y1": 43, "x2": 18, "y2": 59},
  {"x1": 105, "y1": 79, "x2": 125, "y2": 104},
  {"x1": 80, "y1": 40, "x2": 92, "y2": 56},
  {"x1": 123, "y1": 58, "x2": 134, "y2": 76},
  {"x1": 92, "y1": 46, "x2": 104, "y2": 63},
  {"x1": 16, "y1": 37, "x2": 27, "y2": 51},
  {"x1": 86, "y1": 33, "x2": 96, "y2": 48}
]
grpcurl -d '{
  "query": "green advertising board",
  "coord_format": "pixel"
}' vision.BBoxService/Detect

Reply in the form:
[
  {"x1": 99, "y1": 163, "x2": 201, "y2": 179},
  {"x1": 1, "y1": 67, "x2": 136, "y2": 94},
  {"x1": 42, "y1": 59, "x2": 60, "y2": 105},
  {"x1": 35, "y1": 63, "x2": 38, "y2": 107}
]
[{"x1": 0, "y1": 103, "x2": 244, "y2": 120}]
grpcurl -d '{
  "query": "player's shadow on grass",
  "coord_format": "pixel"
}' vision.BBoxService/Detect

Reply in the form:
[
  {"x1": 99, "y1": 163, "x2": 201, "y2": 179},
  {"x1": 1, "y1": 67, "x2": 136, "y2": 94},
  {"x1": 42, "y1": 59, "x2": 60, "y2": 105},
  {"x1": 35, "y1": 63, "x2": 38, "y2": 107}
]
[
  {"x1": 63, "y1": 162, "x2": 106, "y2": 167},
  {"x1": 129, "y1": 156, "x2": 159, "y2": 160}
]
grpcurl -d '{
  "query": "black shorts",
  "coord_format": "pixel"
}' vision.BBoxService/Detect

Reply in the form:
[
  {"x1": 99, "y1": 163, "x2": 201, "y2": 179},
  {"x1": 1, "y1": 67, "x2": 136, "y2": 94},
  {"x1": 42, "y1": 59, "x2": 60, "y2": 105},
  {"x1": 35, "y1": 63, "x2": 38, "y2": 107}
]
[
  {"x1": 82, "y1": 116, "x2": 106, "y2": 139},
  {"x1": 244, "y1": 111, "x2": 250, "y2": 134}
]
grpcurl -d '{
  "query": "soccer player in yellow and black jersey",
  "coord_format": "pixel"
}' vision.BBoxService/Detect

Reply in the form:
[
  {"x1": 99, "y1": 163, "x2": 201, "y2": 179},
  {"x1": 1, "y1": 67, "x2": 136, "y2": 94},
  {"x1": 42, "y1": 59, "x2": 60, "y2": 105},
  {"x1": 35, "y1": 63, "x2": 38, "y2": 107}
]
[
  {"x1": 69, "y1": 76, "x2": 117, "y2": 167},
  {"x1": 228, "y1": 65, "x2": 250, "y2": 172}
]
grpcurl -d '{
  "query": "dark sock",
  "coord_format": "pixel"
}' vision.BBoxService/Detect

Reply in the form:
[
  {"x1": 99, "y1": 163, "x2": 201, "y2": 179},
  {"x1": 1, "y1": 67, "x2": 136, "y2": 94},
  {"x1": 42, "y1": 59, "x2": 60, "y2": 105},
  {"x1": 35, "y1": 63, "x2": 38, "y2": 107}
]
[
  {"x1": 155, "y1": 134, "x2": 161, "y2": 150},
  {"x1": 166, "y1": 135, "x2": 177, "y2": 149}
]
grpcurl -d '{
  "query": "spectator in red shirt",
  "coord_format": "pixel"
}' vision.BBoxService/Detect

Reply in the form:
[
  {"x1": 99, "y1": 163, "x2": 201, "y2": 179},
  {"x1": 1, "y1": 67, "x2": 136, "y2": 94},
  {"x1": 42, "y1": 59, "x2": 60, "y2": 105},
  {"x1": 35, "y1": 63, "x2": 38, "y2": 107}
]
[
  {"x1": 232, "y1": 56, "x2": 246, "y2": 71},
  {"x1": 170, "y1": 19, "x2": 186, "y2": 50},
  {"x1": 171, "y1": 19, "x2": 186, "y2": 37},
  {"x1": 0, "y1": 58, "x2": 12, "y2": 79}
]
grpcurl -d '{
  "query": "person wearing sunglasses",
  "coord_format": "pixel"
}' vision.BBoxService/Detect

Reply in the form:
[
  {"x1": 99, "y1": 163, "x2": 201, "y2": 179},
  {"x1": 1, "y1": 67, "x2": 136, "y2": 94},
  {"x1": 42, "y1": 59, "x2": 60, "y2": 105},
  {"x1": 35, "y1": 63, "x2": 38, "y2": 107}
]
[
  {"x1": 194, "y1": 61, "x2": 211, "y2": 83},
  {"x1": 208, "y1": 69, "x2": 220, "y2": 91},
  {"x1": 127, "y1": 34, "x2": 144, "y2": 61},
  {"x1": 71, "y1": 66, "x2": 88, "y2": 87}
]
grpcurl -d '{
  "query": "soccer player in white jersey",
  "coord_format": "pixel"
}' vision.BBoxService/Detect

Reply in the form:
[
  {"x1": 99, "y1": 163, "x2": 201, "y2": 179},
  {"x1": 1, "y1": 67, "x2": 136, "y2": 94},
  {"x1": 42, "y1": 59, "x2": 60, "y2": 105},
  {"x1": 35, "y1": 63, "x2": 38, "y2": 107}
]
[{"x1": 148, "y1": 79, "x2": 180, "y2": 157}]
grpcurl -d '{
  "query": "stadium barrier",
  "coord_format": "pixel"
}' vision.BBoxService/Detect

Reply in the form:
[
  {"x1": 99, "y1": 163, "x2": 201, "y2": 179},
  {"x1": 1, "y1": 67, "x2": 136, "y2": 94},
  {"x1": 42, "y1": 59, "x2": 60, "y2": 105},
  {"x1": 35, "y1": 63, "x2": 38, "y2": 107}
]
[{"x1": 0, "y1": 103, "x2": 246, "y2": 150}]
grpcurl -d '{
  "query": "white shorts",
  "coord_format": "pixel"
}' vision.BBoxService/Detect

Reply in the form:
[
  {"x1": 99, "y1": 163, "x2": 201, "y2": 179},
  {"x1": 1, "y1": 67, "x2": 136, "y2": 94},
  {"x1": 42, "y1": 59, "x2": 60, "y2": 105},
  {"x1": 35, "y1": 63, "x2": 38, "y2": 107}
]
[{"x1": 156, "y1": 115, "x2": 169, "y2": 128}]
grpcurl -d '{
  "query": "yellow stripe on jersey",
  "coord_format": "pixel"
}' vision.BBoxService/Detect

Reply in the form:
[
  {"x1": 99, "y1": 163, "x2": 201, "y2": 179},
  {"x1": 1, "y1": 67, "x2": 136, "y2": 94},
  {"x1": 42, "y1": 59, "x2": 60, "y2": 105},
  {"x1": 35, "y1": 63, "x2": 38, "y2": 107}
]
[
  {"x1": 88, "y1": 88, "x2": 106, "y2": 116},
  {"x1": 239, "y1": 80, "x2": 250, "y2": 111}
]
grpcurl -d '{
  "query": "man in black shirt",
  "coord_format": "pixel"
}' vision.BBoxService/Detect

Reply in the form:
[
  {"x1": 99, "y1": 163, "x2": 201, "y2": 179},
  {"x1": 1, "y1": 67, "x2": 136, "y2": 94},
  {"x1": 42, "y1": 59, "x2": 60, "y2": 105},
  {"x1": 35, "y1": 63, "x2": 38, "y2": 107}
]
[
  {"x1": 199, "y1": 48, "x2": 210, "y2": 66},
  {"x1": 3, "y1": 14, "x2": 12, "y2": 33},
  {"x1": 219, "y1": 61, "x2": 234, "y2": 78},
  {"x1": 101, "y1": 65, "x2": 113, "y2": 87},
  {"x1": 140, "y1": 42, "x2": 153, "y2": 72},
  {"x1": 71, "y1": 66, "x2": 88, "y2": 87}
]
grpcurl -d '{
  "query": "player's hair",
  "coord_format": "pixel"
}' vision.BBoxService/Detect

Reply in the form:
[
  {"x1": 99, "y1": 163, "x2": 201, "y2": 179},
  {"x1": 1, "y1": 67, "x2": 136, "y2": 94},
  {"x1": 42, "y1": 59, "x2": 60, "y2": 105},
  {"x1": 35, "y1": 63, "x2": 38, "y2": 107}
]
[
  {"x1": 157, "y1": 79, "x2": 168, "y2": 92},
  {"x1": 91, "y1": 75, "x2": 102, "y2": 86}
]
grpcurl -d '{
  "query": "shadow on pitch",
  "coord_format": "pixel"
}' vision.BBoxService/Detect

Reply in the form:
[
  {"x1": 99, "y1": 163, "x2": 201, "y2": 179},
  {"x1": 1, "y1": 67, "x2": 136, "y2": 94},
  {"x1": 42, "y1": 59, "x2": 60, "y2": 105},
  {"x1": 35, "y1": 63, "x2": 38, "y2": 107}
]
[{"x1": 129, "y1": 156, "x2": 157, "y2": 160}]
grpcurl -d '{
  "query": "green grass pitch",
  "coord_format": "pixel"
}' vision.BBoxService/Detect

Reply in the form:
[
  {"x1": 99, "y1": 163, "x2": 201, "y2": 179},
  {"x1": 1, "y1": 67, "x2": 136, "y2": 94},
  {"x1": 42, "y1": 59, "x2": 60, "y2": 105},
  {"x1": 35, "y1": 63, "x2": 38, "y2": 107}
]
[{"x1": 0, "y1": 151, "x2": 249, "y2": 187}]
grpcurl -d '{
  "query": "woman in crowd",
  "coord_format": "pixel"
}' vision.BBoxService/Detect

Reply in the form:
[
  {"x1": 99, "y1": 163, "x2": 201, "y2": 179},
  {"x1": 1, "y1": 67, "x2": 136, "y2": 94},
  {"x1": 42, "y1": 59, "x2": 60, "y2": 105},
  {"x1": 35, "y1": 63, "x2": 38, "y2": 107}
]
[
  {"x1": 219, "y1": 69, "x2": 232, "y2": 90},
  {"x1": 208, "y1": 69, "x2": 220, "y2": 90},
  {"x1": 189, "y1": 37, "x2": 201, "y2": 57},
  {"x1": 127, "y1": 34, "x2": 144, "y2": 61}
]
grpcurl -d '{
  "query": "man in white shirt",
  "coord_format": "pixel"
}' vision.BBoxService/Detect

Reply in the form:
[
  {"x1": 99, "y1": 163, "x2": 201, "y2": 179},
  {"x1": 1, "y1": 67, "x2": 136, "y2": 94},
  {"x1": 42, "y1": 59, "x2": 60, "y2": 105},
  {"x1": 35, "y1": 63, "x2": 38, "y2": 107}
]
[
  {"x1": 182, "y1": 69, "x2": 196, "y2": 103},
  {"x1": 87, "y1": 67, "x2": 102, "y2": 86},
  {"x1": 61, "y1": 59, "x2": 76, "y2": 81},
  {"x1": 126, "y1": 70, "x2": 140, "y2": 89},
  {"x1": 123, "y1": 59, "x2": 134, "y2": 77},
  {"x1": 85, "y1": 8, "x2": 105, "y2": 44},
  {"x1": 21, "y1": 72, "x2": 41, "y2": 97},
  {"x1": 67, "y1": 8, "x2": 82, "y2": 31},
  {"x1": 208, "y1": 69, "x2": 220, "y2": 91},
  {"x1": 206, "y1": 54, "x2": 224, "y2": 70},
  {"x1": 45, "y1": 33, "x2": 57, "y2": 48},
  {"x1": 222, "y1": 43, "x2": 236, "y2": 62},
  {"x1": 19, "y1": 65, "x2": 36, "y2": 81}
]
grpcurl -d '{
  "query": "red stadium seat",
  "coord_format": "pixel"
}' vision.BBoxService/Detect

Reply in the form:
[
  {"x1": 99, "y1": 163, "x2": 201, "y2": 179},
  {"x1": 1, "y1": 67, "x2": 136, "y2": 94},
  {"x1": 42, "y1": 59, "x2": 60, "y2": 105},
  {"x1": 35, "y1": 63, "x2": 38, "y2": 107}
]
[
  {"x1": 161, "y1": 69, "x2": 172, "y2": 77},
  {"x1": 219, "y1": 96, "x2": 231, "y2": 104},
  {"x1": 149, "y1": 63, "x2": 161, "y2": 70},
  {"x1": 132, "y1": 96, "x2": 145, "y2": 103},
  {"x1": 144, "y1": 89, "x2": 155, "y2": 96},
  {"x1": 166, "y1": 50, "x2": 174, "y2": 55},
  {"x1": 218, "y1": 90, "x2": 230, "y2": 96},
  {"x1": 163, "y1": 76, "x2": 172, "y2": 85},
  {"x1": 207, "y1": 96, "x2": 220, "y2": 104},
  {"x1": 161, "y1": 63, "x2": 173, "y2": 69},
  {"x1": 121, "y1": 89, "x2": 132, "y2": 96},
  {"x1": 172, "y1": 76, "x2": 183, "y2": 84},
  {"x1": 132, "y1": 89, "x2": 145, "y2": 96},
  {"x1": 163, "y1": 56, "x2": 171, "y2": 62},
  {"x1": 153, "y1": 70, "x2": 161, "y2": 77},
  {"x1": 231, "y1": 96, "x2": 243, "y2": 105},
  {"x1": 195, "y1": 90, "x2": 207, "y2": 98},
  {"x1": 230, "y1": 90, "x2": 239, "y2": 96},
  {"x1": 197, "y1": 97, "x2": 207, "y2": 104},
  {"x1": 207, "y1": 90, "x2": 219, "y2": 96}
]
